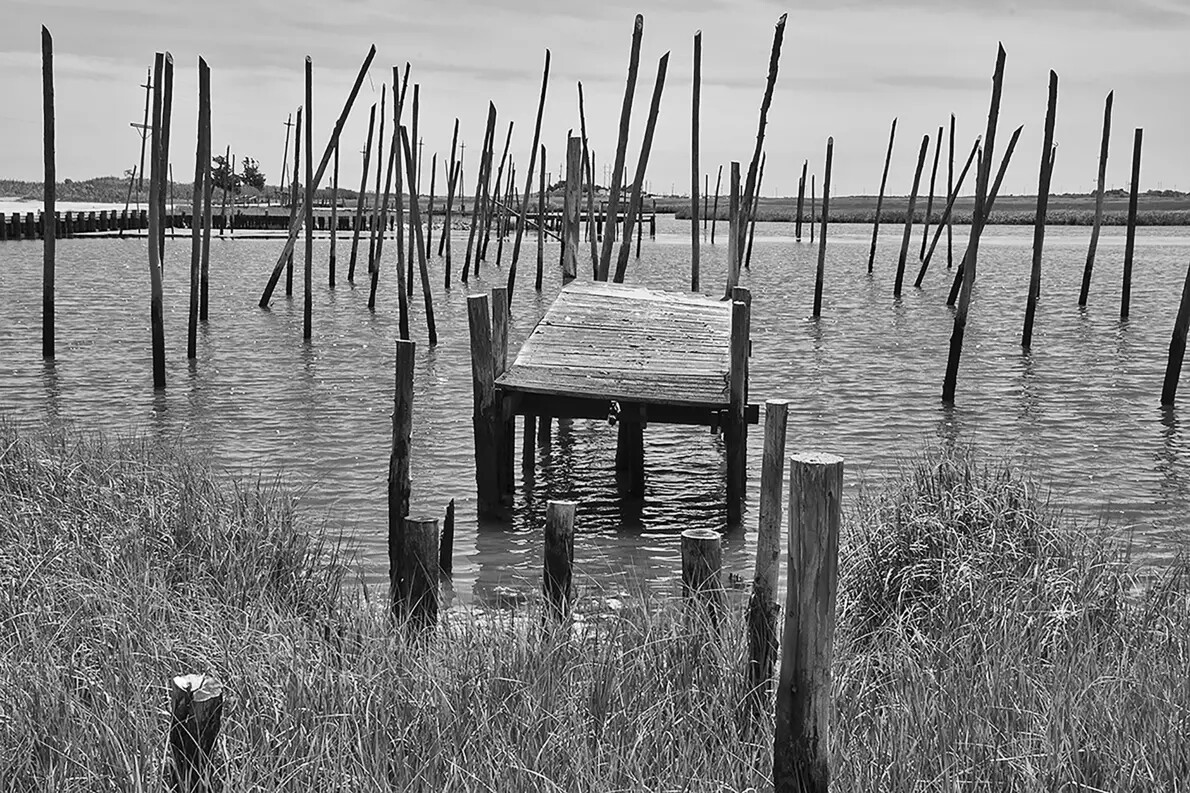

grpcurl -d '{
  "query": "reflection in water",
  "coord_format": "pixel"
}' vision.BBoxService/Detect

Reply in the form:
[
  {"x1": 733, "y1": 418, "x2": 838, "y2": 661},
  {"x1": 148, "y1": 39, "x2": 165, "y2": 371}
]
[
  {"x1": 1157, "y1": 406, "x2": 1186, "y2": 504},
  {"x1": 40, "y1": 359, "x2": 61, "y2": 424}
]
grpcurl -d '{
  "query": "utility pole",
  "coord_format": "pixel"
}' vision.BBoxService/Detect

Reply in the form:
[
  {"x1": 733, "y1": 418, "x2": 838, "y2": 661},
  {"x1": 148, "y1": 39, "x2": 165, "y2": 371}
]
[
  {"x1": 280, "y1": 113, "x2": 294, "y2": 196},
  {"x1": 128, "y1": 67, "x2": 152, "y2": 209}
]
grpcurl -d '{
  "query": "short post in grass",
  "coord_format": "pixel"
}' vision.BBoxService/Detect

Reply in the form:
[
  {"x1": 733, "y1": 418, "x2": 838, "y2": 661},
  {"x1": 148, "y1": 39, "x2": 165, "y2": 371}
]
[
  {"x1": 167, "y1": 673, "x2": 223, "y2": 793},
  {"x1": 681, "y1": 527, "x2": 723, "y2": 612},
  {"x1": 773, "y1": 452, "x2": 843, "y2": 793},
  {"x1": 746, "y1": 400, "x2": 789, "y2": 707},
  {"x1": 400, "y1": 517, "x2": 440, "y2": 628},
  {"x1": 543, "y1": 500, "x2": 577, "y2": 621},
  {"x1": 389, "y1": 339, "x2": 414, "y2": 618}
]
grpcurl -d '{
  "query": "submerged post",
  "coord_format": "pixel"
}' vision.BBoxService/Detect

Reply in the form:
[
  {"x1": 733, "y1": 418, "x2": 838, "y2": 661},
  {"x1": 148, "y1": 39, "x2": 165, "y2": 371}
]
[
  {"x1": 867, "y1": 119, "x2": 895, "y2": 274},
  {"x1": 1022, "y1": 70, "x2": 1058, "y2": 349},
  {"x1": 148, "y1": 53, "x2": 168, "y2": 390},
  {"x1": 747, "y1": 399, "x2": 789, "y2": 706},
  {"x1": 813, "y1": 139, "x2": 832, "y2": 315},
  {"x1": 1079, "y1": 91, "x2": 1112, "y2": 307},
  {"x1": 894, "y1": 134, "x2": 930, "y2": 298},
  {"x1": 167, "y1": 673, "x2": 224, "y2": 793},
  {"x1": 188, "y1": 57, "x2": 210, "y2": 360},
  {"x1": 41, "y1": 26, "x2": 55, "y2": 361},
  {"x1": 543, "y1": 500, "x2": 577, "y2": 621},
  {"x1": 1121, "y1": 127, "x2": 1143, "y2": 322},
  {"x1": 772, "y1": 452, "x2": 843, "y2": 793}
]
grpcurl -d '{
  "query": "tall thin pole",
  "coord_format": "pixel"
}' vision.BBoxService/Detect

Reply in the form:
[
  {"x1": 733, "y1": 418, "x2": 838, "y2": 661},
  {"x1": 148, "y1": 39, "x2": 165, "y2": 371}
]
[
  {"x1": 690, "y1": 30, "x2": 701, "y2": 292},
  {"x1": 506, "y1": 49, "x2": 551, "y2": 304},
  {"x1": 147, "y1": 52, "x2": 168, "y2": 390},
  {"x1": 348, "y1": 104, "x2": 376, "y2": 283},
  {"x1": 597, "y1": 17, "x2": 643, "y2": 281},
  {"x1": 813, "y1": 138, "x2": 833, "y2": 317},
  {"x1": 1121, "y1": 128, "x2": 1143, "y2": 322},
  {"x1": 867, "y1": 118, "x2": 895, "y2": 274},
  {"x1": 919, "y1": 125, "x2": 943, "y2": 260},
  {"x1": 795, "y1": 159, "x2": 806, "y2": 241},
  {"x1": 158, "y1": 55, "x2": 173, "y2": 267},
  {"x1": 329, "y1": 140, "x2": 339, "y2": 287},
  {"x1": 188, "y1": 56, "x2": 210, "y2": 360},
  {"x1": 41, "y1": 26, "x2": 55, "y2": 361},
  {"x1": 304, "y1": 56, "x2": 313, "y2": 342},
  {"x1": 1022, "y1": 71, "x2": 1058, "y2": 348},
  {"x1": 1079, "y1": 92, "x2": 1113, "y2": 307},
  {"x1": 947, "y1": 114, "x2": 956, "y2": 269}
]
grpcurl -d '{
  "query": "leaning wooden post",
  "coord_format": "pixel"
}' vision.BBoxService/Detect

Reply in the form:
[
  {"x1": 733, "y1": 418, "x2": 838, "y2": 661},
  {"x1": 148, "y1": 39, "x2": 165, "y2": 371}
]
[
  {"x1": 737, "y1": 13, "x2": 787, "y2": 260},
  {"x1": 813, "y1": 138, "x2": 833, "y2": 315},
  {"x1": 147, "y1": 53, "x2": 167, "y2": 390},
  {"x1": 463, "y1": 103, "x2": 496, "y2": 281},
  {"x1": 867, "y1": 118, "x2": 896, "y2": 274},
  {"x1": 199, "y1": 113, "x2": 213, "y2": 321},
  {"x1": 543, "y1": 500, "x2": 578, "y2": 621},
  {"x1": 259, "y1": 45, "x2": 376, "y2": 308},
  {"x1": 1162, "y1": 259, "x2": 1190, "y2": 405},
  {"x1": 536, "y1": 144, "x2": 546, "y2": 290},
  {"x1": 1079, "y1": 91, "x2": 1112, "y2": 307},
  {"x1": 681, "y1": 528, "x2": 723, "y2": 609},
  {"x1": 41, "y1": 26, "x2": 55, "y2": 361},
  {"x1": 303, "y1": 57, "x2": 313, "y2": 342},
  {"x1": 915, "y1": 137, "x2": 980, "y2": 287},
  {"x1": 348, "y1": 104, "x2": 377, "y2": 284},
  {"x1": 400, "y1": 517, "x2": 439, "y2": 628},
  {"x1": 947, "y1": 114, "x2": 955, "y2": 269},
  {"x1": 894, "y1": 134, "x2": 930, "y2": 298},
  {"x1": 597, "y1": 17, "x2": 643, "y2": 281},
  {"x1": 400, "y1": 125, "x2": 438, "y2": 345},
  {"x1": 746, "y1": 399, "x2": 789, "y2": 706},
  {"x1": 188, "y1": 57, "x2": 210, "y2": 360},
  {"x1": 1022, "y1": 70, "x2": 1058, "y2": 349},
  {"x1": 795, "y1": 160, "x2": 806, "y2": 242},
  {"x1": 690, "y1": 30, "x2": 702, "y2": 291},
  {"x1": 919, "y1": 125, "x2": 943, "y2": 260},
  {"x1": 942, "y1": 44, "x2": 1005, "y2": 404},
  {"x1": 468, "y1": 294, "x2": 501, "y2": 516},
  {"x1": 1121, "y1": 127, "x2": 1143, "y2": 322},
  {"x1": 366, "y1": 87, "x2": 387, "y2": 280},
  {"x1": 710, "y1": 164, "x2": 722, "y2": 245},
  {"x1": 440, "y1": 499, "x2": 455, "y2": 576},
  {"x1": 167, "y1": 673, "x2": 224, "y2": 793},
  {"x1": 726, "y1": 291, "x2": 750, "y2": 527},
  {"x1": 445, "y1": 161, "x2": 461, "y2": 286},
  {"x1": 389, "y1": 338, "x2": 415, "y2": 617},
  {"x1": 506, "y1": 49, "x2": 551, "y2": 304},
  {"x1": 744, "y1": 153, "x2": 765, "y2": 271},
  {"x1": 772, "y1": 452, "x2": 843, "y2": 793}
]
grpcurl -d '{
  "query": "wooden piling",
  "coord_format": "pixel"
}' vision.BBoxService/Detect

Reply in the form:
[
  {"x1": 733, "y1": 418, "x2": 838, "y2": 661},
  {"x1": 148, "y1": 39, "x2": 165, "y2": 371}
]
[
  {"x1": 1121, "y1": 127, "x2": 1143, "y2": 322},
  {"x1": 260, "y1": 46, "x2": 376, "y2": 308},
  {"x1": 867, "y1": 118, "x2": 896, "y2": 274},
  {"x1": 469, "y1": 294, "x2": 501, "y2": 516},
  {"x1": 577, "y1": 84, "x2": 599, "y2": 277},
  {"x1": 543, "y1": 500, "x2": 578, "y2": 621},
  {"x1": 491, "y1": 286, "x2": 513, "y2": 497},
  {"x1": 445, "y1": 161, "x2": 460, "y2": 286},
  {"x1": 598, "y1": 16, "x2": 644, "y2": 282},
  {"x1": 613, "y1": 51, "x2": 669, "y2": 284},
  {"x1": 894, "y1": 134, "x2": 930, "y2": 298},
  {"x1": 947, "y1": 114, "x2": 955, "y2": 269},
  {"x1": 726, "y1": 290, "x2": 750, "y2": 526},
  {"x1": 439, "y1": 118, "x2": 459, "y2": 257},
  {"x1": 369, "y1": 88, "x2": 398, "y2": 311},
  {"x1": 942, "y1": 44, "x2": 1005, "y2": 405},
  {"x1": 919, "y1": 125, "x2": 943, "y2": 260},
  {"x1": 536, "y1": 144, "x2": 546, "y2": 290},
  {"x1": 814, "y1": 139, "x2": 833, "y2": 315},
  {"x1": 440, "y1": 499, "x2": 455, "y2": 576},
  {"x1": 367, "y1": 87, "x2": 387, "y2": 281},
  {"x1": 399, "y1": 517, "x2": 439, "y2": 628},
  {"x1": 286, "y1": 113, "x2": 300, "y2": 299},
  {"x1": 738, "y1": 14, "x2": 787, "y2": 260},
  {"x1": 744, "y1": 153, "x2": 766, "y2": 271},
  {"x1": 681, "y1": 528, "x2": 723, "y2": 607},
  {"x1": 726, "y1": 162, "x2": 741, "y2": 296},
  {"x1": 1080, "y1": 92, "x2": 1113, "y2": 307},
  {"x1": 148, "y1": 52, "x2": 167, "y2": 390},
  {"x1": 200, "y1": 129, "x2": 213, "y2": 321},
  {"x1": 480, "y1": 121, "x2": 514, "y2": 263},
  {"x1": 772, "y1": 452, "x2": 843, "y2": 793},
  {"x1": 426, "y1": 154, "x2": 437, "y2": 261},
  {"x1": 303, "y1": 57, "x2": 314, "y2": 341},
  {"x1": 219, "y1": 145, "x2": 230, "y2": 238},
  {"x1": 348, "y1": 104, "x2": 377, "y2": 284},
  {"x1": 167, "y1": 673, "x2": 223, "y2": 793},
  {"x1": 746, "y1": 399, "x2": 789, "y2": 704},
  {"x1": 393, "y1": 120, "x2": 410, "y2": 341},
  {"x1": 795, "y1": 160, "x2": 806, "y2": 242},
  {"x1": 1022, "y1": 71, "x2": 1058, "y2": 349},
  {"x1": 810, "y1": 174, "x2": 815, "y2": 245},
  {"x1": 158, "y1": 56, "x2": 173, "y2": 266},
  {"x1": 710, "y1": 164, "x2": 722, "y2": 245},
  {"x1": 914, "y1": 136, "x2": 979, "y2": 287},
  {"x1": 691, "y1": 30, "x2": 701, "y2": 291},
  {"x1": 389, "y1": 338, "x2": 414, "y2": 618},
  {"x1": 406, "y1": 84, "x2": 419, "y2": 280},
  {"x1": 41, "y1": 26, "x2": 55, "y2": 360},
  {"x1": 563, "y1": 135, "x2": 581, "y2": 282},
  {"x1": 1162, "y1": 257, "x2": 1190, "y2": 405},
  {"x1": 188, "y1": 57, "x2": 209, "y2": 360},
  {"x1": 463, "y1": 103, "x2": 496, "y2": 281},
  {"x1": 400, "y1": 125, "x2": 438, "y2": 345},
  {"x1": 507, "y1": 50, "x2": 551, "y2": 306}
]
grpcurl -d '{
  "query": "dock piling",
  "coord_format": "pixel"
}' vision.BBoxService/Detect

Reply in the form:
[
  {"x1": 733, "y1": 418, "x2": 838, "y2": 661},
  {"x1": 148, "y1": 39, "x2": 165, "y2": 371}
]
[
  {"x1": 543, "y1": 500, "x2": 578, "y2": 622},
  {"x1": 399, "y1": 518, "x2": 440, "y2": 628},
  {"x1": 187, "y1": 57, "x2": 210, "y2": 360},
  {"x1": 691, "y1": 30, "x2": 701, "y2": 291},
  {"x1": 681, "y1": 527, "x2": 723, "y2": 610},
  {"x1": 868, "y1": 118, "x2": 896, "y2": 273},
  {"x1": 1022, "y1": 71, "x2": 1058, "y2": 348},
  {"x1": 1121, "y1": 128, "x2": 1143, "y2": 322},
  {"x1": 726, "y1": 288, "x2": 751, "y2": 526},
  {"x1": 41, "y1": 26, "x2": 55, "y2": 361},
  {"x1": 894, "y1": 134, "x2": 930, "y2": 298},
  {"x1": 167, "y1": 673, "x2": 224, "y2": 793},
  {"x1": 389, "y1": 339, "x2": 414, "y2": 618},
  {"x1": 1079, "y1": 92, "x2": 1113, "y2": 307},
  {"x1": 814, "y1": 139, "x2": 833, "y2": 315}
]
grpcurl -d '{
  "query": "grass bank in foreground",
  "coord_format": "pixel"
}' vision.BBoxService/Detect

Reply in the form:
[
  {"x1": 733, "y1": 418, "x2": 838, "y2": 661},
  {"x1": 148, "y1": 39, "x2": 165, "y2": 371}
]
[{"x1": 1, "y1": 422, "x2": 1187, "y2": 791}]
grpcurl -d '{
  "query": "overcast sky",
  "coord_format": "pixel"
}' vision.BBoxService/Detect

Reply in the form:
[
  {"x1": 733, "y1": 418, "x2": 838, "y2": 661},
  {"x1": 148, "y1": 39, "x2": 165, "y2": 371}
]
[{"x1": 1, "y1": 0, "x2": 1187, "y2": 197}]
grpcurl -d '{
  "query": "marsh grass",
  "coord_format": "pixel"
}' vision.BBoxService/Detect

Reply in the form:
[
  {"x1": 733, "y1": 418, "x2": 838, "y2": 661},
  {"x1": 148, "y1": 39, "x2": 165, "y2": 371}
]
[{"x1": 1, "y1": 424, "x2": 1187, "y2": 791}]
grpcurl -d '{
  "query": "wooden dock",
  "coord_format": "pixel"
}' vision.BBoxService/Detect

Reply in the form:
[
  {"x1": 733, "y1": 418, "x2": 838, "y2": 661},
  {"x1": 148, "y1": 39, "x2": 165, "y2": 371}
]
[{"x1": 469, "y1": 282, "x2": 756, "y2": 523}]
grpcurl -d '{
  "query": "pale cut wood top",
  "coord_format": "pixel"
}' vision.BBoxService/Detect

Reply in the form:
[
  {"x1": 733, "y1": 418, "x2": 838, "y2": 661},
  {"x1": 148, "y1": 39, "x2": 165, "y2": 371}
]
[{"x1": 497, "y1": 281, "x2": 733, "y2": 407}]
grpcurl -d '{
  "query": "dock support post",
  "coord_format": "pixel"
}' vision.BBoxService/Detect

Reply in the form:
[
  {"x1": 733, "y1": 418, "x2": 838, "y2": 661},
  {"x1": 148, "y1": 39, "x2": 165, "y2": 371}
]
[
  {"x1": 562, "y1": 135, "x2": 580, "y2": 282},
  {"x1": 543, "y1": 500, "x2": 577, "y2": 621},
  {"x1": 389, "y1": 338, "x2": 414, "y2": 617},
  {"x1": 681, "y1": 527, "x2": 723, "y2": 612},
  {"x1": 773, "y1": 452, "x2": 843, "y2": 793},
  {"x1": 468, "y1": 293, "x2": 502, "y2": 517},
  {"x1": 726, "y1": 288, "x2": 751, "y2": 527},
  {"x1": 615, "y1": 405, "x2": 646, "y2": 498},
  {"x1": 167, "y1": 673, "x2": 223, "y2": 793}
]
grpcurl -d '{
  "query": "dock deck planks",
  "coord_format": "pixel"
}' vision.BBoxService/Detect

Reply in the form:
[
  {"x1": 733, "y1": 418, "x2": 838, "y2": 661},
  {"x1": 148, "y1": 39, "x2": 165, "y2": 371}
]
[{"x1": 497, "y1": 281, "x2": 732, "y2": 407}]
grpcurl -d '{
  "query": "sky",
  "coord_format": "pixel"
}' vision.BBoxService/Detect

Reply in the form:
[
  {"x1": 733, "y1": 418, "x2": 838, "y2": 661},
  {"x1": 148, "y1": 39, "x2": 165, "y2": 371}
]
[{"x1": 0, "y1": 0, "x2": 1187, "y2": 198}]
